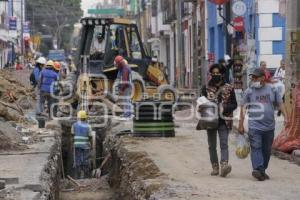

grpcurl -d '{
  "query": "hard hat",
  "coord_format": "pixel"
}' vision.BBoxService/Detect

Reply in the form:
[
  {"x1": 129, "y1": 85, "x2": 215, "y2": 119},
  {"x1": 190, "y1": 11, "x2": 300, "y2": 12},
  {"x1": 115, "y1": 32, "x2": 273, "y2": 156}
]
[
  {"x1": 114, "y1": 55, "x2": 124, "y2": 65},
  {"x1": 77, "y1": 110, "x2": 87, "y2": 119},
  {"x1": 36, "y1": 57, "x2": 47, "y2": 65},
  {"x1": 235, "y1": 146, "x2": 250, "y2": 159},
  {"x1": 53, "y1": 61, "x2": 61, "y2": 71},
  {"x1": 46, "y1": 60, "x2": 54, "y2": 67}
]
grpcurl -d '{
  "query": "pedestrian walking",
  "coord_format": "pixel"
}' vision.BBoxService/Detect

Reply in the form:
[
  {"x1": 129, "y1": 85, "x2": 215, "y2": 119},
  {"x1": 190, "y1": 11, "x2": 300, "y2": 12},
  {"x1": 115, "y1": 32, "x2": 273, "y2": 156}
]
[
  {"x1": 274, "y1": 60, "x2": 286, "y2": 116},
  {"x1": 72, "y1": 110, "x2": 92, "y2": 179},
  {"x1": 260, "y1": 61, "x2": 272, "y2": 83},
  {"x1": 114, "y1": 55, "x2": 133, "y2": 120},
  {"x1": 238, "y1": 68, "x2": 290, "y2": 181},
  {"x1": 38, "y1": 60, "x2": 59, "y2": 118},
  {"x1": 200, "y1": 64, "x2": 237, "y2": 177},
  {"x1": 30, "y1": 57, "x2": 47, "y2": 115},
  {"x1": 274, "y1": 60, "x2": 286, "y2": 82}
]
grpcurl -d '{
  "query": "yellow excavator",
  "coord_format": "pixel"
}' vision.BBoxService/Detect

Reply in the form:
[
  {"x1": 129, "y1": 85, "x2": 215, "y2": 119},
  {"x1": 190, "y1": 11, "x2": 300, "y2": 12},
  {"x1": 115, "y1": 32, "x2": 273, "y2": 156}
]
[{"x1": 65, "y1": 18, "x2": 177, "y2": 111}]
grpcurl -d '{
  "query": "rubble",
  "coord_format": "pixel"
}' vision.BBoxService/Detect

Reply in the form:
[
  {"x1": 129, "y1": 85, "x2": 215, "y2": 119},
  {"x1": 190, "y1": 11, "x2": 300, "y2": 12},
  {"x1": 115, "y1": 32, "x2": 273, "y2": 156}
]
[{"x1": 0, "y1": 69, "x2": 35, "y2": 151}]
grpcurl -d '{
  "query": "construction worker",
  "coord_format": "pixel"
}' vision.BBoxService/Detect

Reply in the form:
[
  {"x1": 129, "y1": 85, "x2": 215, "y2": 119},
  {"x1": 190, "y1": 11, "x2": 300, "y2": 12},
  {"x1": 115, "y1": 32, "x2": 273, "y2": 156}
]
[
  {"x1": 66, "y1": 55, "x2": 76, "y2": 73},
  {"x1": 72, "y1": 110, "x2": 92, "y2": 179},
  {"x1": 38, "y1": 60, "x2": 59, "y2": 118},
  {"x1": 52, "y1": 62, "x2": 62, "y2": 117},
  {"x1": 31, "y1": 57, "x2": 47, "y2": 115},
  {"x1": 114, "y1": 55, "x2": 133, "y2": 120}
]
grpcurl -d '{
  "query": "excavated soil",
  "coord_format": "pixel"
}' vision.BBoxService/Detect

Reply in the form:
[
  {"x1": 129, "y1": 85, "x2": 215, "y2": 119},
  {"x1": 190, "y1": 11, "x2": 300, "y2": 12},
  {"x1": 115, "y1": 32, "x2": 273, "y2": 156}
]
[
  {"x1": 0, "y1": 69, "x2": 35, "y2": 151},
  {"x1": 60, "y1": 177, "x2": 115, "y2": 200}
]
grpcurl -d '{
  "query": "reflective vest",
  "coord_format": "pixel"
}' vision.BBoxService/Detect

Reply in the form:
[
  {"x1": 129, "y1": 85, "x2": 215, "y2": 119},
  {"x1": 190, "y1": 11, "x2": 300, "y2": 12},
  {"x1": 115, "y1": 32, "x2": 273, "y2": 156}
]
[{"x1": 73, "y1": 121, "x2": 91, "y2": 149}]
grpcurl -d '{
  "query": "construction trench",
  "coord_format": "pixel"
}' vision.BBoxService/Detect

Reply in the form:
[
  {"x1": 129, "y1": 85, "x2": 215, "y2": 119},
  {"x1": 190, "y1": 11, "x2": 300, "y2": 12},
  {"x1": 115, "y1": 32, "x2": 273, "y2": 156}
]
[
  {"x1": 58, "y1": 116, "x2": 191, "y2": 200},
  {"x1": 2, "y1": 70, "x2": 300, "y2": 200}
]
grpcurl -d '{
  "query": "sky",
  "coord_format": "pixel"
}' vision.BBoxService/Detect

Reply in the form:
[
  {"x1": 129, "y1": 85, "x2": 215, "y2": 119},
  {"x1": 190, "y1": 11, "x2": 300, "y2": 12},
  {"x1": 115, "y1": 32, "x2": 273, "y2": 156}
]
[
  {"x1": 81, "y1": 0, "x2": 113, "y2": 16},
  {"x1": 81, "y1": 0, "x2": 102, "y2": 16}
]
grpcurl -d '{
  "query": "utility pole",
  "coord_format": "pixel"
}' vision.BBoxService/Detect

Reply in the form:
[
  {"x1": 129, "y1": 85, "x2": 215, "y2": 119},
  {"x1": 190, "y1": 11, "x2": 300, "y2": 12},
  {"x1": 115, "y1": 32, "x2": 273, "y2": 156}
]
[
  {"x1": 136, "y1": 0, "x2": 142, "y2": 34},
  {"x1": 285, "y1": 0, "x2": 300, "y2": 114},
  {"x1": 176, "y1": 0, "x2": 184, "y2": 88},
  {"x1": 192, "y1": 1, "x2": 199, "y2": 93},
  {"x1": 195, "y1": 0, "x2": 206, "y2": 87},
  {"x1": 20, "y1": 0, "x2": 24, "y2": 59}
]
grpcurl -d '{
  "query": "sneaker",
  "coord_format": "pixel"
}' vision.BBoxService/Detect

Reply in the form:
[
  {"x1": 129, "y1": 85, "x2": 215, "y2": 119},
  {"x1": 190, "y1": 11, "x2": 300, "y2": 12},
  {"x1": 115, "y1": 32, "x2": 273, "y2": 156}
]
[
  {"x1": 263, "y1": 172, "x2": 270, "y2": 180},
  {"x1": 211, "y1": 163, "x2": 219, "y2": 176},
  {"x1": 220, "y1": 161, "x2": 232, "y2": 177},
  {"x1": 252, "y1": 170, "x2": 266, "y2": 181}
]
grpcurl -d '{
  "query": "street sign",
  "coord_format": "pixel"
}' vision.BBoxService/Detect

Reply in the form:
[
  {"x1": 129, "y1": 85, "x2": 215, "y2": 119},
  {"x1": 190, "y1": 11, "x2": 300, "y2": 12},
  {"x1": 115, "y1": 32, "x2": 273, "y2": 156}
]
[
  {"x1": 232, "y1": 1, "x2": 247, "y2": 16},
  {"x1": 88, "y1": 8, "x2": 125, "y2": 16},
  {"x1": 23, "y1": 21, "x2": 30, "y2": 34},
  {"x1": 9, "y1": 17, "x2": 17, "y2": 30},
  {"x1": 233, "y1": 16, "x2": 245, "y2": 32},
  {"x1": 208, "y1": 0, "x2": 230, "y2": 5}
]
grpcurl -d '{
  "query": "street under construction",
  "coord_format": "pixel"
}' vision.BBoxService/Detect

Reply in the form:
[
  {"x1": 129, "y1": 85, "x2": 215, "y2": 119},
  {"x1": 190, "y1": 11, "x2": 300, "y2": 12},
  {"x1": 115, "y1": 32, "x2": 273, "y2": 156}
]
[{"x1": 1, "y1": 0, "x2": 300, "y2": 200}]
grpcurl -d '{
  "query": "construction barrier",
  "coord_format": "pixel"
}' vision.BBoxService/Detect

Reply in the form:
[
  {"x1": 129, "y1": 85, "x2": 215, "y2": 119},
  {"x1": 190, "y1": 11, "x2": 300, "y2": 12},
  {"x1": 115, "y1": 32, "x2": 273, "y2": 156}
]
[
  {"x1": 133, "y1": 101, "x2": 175, "y2": 137},
  {"x1": 273, "y1": 84, "x2": 300, "y2": 153}
]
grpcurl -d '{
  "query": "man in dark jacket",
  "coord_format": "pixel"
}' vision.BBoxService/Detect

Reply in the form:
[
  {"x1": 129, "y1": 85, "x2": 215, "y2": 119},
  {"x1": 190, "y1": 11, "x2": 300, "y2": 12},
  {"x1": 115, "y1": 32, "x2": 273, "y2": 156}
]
[
  {"x1": 201, "y1": 63, "x2": 237, "y2": 177},
  {"x1": 219, "y1": 56, "x2": 234, "y2": 84},
  {"x1": 38, "y1": 60, "x2": 58, "y2": 118}
]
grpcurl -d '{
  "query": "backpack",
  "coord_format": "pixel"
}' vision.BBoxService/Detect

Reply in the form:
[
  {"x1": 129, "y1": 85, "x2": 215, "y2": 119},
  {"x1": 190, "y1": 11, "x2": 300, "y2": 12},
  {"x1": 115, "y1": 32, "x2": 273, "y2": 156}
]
[{"x1": 30, "y1": 70, "x2": 37, "y2": 87}]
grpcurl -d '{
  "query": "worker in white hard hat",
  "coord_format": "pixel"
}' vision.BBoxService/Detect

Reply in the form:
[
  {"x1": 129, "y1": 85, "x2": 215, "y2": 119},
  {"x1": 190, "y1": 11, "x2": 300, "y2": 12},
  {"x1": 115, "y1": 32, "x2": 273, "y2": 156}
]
[
  {"x1": 31, "y1": 56, "x2": 47, "y2": 115},
  {"x1": 71, "y1": 110, "x2": 92, "y2": 179}
]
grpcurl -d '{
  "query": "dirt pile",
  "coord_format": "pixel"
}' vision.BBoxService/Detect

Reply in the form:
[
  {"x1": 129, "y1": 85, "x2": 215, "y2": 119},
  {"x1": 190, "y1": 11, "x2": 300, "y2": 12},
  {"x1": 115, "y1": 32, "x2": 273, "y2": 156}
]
[
  {"x1": 0, "y1": 69, "x2": 35, "y2": 151},
  {"x1": 0, "y1": 121, "x2": 22, "y2": 150}
]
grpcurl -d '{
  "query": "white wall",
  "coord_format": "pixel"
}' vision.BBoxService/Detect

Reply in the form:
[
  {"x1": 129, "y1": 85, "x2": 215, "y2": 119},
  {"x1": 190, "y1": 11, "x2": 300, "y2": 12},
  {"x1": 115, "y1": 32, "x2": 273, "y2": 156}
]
[
  {"x1": 257, "y1": 0, "x2": 279, "y2": 14},
  {"x1": 259, "y1": 54, "x2": 283, "y2": 68},
  {"x1": 257, "y1": 0, "x2": 284, "y2": 68}
]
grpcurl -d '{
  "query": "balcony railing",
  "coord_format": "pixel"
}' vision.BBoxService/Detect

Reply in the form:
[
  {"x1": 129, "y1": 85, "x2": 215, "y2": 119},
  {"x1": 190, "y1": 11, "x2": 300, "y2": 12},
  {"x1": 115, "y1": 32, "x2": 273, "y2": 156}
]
[{"x1": 161, "y1": 0, "x2": 176, "y2": 24}]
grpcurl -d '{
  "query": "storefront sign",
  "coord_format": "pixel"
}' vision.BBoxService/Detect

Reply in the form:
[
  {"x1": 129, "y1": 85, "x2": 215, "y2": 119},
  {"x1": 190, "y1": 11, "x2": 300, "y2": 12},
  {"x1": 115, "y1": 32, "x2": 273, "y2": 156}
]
[
  {"x1": 9, "y1": 17, "x2": 17, "y2": 30},
  {"x1": 208, "y1": 53, "x2": 215, "y2": 62}
]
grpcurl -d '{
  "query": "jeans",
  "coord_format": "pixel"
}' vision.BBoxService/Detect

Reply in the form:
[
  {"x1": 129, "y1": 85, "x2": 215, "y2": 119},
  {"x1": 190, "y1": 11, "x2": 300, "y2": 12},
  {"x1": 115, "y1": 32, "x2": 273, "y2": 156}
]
[
  {"x1": 40, "y1": 92, "x2": 55, "y2": 117},
  {"x1": 35, "y1": 87, "x2": 41, "y2": 114},
  {"x1": 207, "y1": 124, "x2": 229, "y2": 164},
  {"x1": 122, "y1": 87, "x2": 132, "y2": 117},
  {"x1": 74, "y1": 148, "x2": 90, "y2": 179},
  {"x1": 248, "y1": 129, "x2": 275, "y2": 172}
]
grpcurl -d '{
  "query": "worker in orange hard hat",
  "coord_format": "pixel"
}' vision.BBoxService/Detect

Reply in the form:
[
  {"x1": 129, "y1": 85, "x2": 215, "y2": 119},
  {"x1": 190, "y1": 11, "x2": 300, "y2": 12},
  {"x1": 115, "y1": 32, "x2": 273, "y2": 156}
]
[
  {"x1": 114, "y1": 55, "x2": 133, "y2": 120},
  {"x1": 52, "y1": 61, "x2": 62, "y2": 117}
]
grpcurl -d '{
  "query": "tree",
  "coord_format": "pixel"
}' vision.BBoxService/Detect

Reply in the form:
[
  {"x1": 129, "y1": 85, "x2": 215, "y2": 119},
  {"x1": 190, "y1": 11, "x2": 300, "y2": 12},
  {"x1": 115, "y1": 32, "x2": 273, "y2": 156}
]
[{"x1": 26, "y1": 0, "x2": 83, "y2": 52}]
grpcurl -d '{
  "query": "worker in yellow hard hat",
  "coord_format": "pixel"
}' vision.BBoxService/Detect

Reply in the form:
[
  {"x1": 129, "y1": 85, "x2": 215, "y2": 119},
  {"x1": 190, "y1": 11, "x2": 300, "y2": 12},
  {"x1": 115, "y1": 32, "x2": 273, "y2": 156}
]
[
  {"x1": 38, "y1": 60, "x2": 59, "y2": 118},
  {"x1": 71, "y1": 110, "x2": 92, "y2": 179}
]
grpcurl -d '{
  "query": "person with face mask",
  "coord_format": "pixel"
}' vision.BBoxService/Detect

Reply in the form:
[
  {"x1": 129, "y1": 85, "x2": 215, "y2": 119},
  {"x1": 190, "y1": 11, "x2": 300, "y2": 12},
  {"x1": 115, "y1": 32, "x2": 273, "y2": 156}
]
[
  {"x1": 201, "y1": 64, "x2": 237, "y2": 177},
  {"x1": 238, "y1": 68, "x2": 290, "y2": 181}
]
